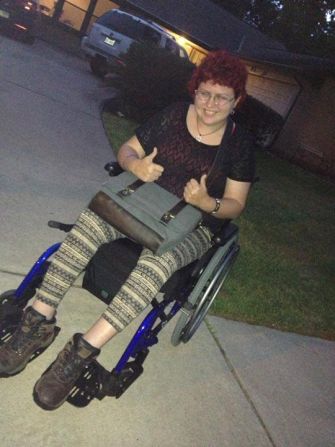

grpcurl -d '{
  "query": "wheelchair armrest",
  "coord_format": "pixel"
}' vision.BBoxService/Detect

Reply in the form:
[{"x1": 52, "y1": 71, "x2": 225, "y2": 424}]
[
  {"x1": 104, "y1": 161, "x2": 124, "y2": 177},
  {"x1": 188, "y1": 222, "x2": 239, "y2": 280},
  {"x1": 48, "y1": 221, "x2": 74, "y2": 232},
  {"x1": 212, "y1": 221, "x2": 239, "y2": 246}
]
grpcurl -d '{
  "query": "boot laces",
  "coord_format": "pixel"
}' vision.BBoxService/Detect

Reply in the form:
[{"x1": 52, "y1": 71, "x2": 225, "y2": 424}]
[
  {"x1": 54, "y1": 347, "x2": 86, "y2": 383},
  {"x1": 10, "y1": 320, "x2": 40, "y2": 352}
]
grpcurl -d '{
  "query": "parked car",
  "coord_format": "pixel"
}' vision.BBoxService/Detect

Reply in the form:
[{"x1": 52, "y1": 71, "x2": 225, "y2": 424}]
[
  {"x1": 81, "y1": 9, "x2": 189, "y2": 77},
  {"x1": 0, "y1": 0, "x2": 40, "y2": 43}
]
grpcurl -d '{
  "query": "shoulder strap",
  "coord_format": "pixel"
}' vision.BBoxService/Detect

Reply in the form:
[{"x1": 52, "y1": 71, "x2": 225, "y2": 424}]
[
  {"x1": 116, "y1": 117, "x2": 237, "y2": 223},
  {"x1": 206, "y1": 117, "x2": 235, "y2": 189}
]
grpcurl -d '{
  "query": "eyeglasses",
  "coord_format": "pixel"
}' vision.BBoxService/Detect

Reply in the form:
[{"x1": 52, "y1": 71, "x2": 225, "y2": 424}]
[{"x1": 195, "y1": 89, "x2": 235, "y2": 106}]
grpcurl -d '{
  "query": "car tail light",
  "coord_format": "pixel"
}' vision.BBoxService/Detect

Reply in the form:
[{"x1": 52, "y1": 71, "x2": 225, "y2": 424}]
[
  {"x1": 16, "y1": 0, "x2": 37, "y2": 12},
  {"x1": 25, "y1": 1, "x2": 37, "y2": 12},
  {"x1": 116, "y1": 59, "x2": 126, "y2": 67},
  {"x1": 15, "y1": 23, "x2": 28, "y2": 31}
]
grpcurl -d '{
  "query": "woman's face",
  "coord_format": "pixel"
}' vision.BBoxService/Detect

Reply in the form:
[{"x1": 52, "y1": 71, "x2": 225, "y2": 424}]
[{"x1": 194, "y1": 81, "x2": 240, "y2": 127}]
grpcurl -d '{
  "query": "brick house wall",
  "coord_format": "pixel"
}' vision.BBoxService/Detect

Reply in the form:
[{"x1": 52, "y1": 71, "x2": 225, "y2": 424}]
[{"x1": 273, "y1": 75, "x2": 335, "y2": 180}]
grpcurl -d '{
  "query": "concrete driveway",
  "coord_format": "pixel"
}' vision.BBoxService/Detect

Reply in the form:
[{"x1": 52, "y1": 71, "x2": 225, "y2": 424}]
[{"x1": 0, "y1": 36, "x2": 115, "y2": 272}]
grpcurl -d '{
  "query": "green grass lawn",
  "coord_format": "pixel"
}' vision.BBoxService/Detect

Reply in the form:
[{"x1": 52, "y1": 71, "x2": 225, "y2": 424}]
[{"x1": 102, "y1": 112, "x2": 335, "y2": 340}]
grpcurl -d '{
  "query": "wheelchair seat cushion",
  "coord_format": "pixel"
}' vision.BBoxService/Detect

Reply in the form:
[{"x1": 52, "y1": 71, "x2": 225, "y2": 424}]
[
  {"x1": 82, "y1": 239, "x2": 141, "y2": 304},
  {"x1": 82, "y1": 239, "x2": 196, "y2": 305}
]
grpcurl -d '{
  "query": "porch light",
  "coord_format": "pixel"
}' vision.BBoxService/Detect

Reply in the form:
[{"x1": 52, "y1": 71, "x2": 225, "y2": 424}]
[{"x1": 175, "y1": 36, "x2": 187, "y2": 47}]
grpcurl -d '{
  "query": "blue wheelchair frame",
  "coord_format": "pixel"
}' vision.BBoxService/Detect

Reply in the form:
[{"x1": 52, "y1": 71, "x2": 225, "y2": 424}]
[
  {"x1": 0, "y1": 221, "x2": 239, "y2": 407},
  {"x1": 0, "y1": 162, "x2": 241, "y2": 407}
]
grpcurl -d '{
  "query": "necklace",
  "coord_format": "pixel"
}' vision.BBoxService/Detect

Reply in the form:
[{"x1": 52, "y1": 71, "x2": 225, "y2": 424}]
[{"x1": 195, "y1": 116, "x2": 225, "y2": 143}]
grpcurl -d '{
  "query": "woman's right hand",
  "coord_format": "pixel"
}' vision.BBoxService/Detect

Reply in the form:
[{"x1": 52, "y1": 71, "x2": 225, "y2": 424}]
[{"x1": 130, "y1": 147, "x2": 164, "y2": 182}]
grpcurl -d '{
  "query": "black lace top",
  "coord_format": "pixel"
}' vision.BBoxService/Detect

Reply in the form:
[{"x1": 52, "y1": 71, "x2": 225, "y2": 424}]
[
  {"x1": 136, "y1": 102, "x2": 255, "y2": 231},
  {"x1": 136, "y1": 103, "x2": 217, "y2": 197}
]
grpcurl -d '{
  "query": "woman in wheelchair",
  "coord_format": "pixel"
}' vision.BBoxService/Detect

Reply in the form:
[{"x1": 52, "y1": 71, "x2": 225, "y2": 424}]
[{"x1": 0, "y1": 50, "x2": 255, "y2": 410}]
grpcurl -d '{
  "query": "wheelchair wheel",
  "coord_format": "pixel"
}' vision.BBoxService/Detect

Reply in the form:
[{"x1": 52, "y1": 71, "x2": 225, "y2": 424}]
[{"x1": 171, "y1": 242, "x2": 239, "y2": 346}]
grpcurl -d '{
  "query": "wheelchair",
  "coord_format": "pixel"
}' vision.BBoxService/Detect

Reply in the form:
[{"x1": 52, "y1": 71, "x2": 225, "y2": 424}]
[{"x1": 0, "y1": 162, "x2": 240, "y2": 407}]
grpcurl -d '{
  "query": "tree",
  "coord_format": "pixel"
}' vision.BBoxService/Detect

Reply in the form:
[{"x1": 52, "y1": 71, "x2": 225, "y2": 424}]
[
  {"x1": 270, "y1": 0, "x2": 335, "y2": 58},
  {"x1": 211, "y1": 0, "x2": 335, "y2": 58},
  {"x1": 244, "y1": 0, "x2": 281, "y2": 31}
]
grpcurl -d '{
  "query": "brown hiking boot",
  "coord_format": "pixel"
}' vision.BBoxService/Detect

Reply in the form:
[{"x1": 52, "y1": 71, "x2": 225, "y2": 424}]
[
  {"x1": 0, "y1": 306, "x2": 57, "y2": 377},
  {"x1": 33, "y1": 333, "x2": 100, "y2": 411}
]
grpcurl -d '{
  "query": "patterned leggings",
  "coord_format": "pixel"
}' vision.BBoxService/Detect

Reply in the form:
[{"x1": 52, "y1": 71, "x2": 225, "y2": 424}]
[{"x1": 35, "y1": 209, "x2": 212, "y2": 332}]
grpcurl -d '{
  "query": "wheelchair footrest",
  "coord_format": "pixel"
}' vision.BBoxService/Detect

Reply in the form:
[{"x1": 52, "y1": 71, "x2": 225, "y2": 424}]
[
  {"x1": 67, "y1": 353, "x2": 148, "y2": 406},
  {"x1": 67, "y1": 360, "x2": 104, "y2": 407},
  {"x1": 109, "y1": 360, "x2": 144, "y2": 399}
]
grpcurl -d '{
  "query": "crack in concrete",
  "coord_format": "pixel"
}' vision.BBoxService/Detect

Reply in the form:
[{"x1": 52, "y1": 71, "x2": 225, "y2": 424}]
[{"x1": 205, "y1": 318, "x2": 277, "y2": 447}]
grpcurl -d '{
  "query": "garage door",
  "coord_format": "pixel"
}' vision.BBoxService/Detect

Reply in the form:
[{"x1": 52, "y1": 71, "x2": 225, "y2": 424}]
[{"x1": 246, "y1": 69, "x2": 300, "y2": 118}]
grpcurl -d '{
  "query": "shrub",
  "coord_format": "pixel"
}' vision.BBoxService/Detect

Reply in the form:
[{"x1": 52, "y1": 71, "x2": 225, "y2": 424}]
[
  {"x1": 234, "y1": 95, "x2": 284, "y2": 149},
  {"x1": 107, "y1": 42, "x2": 195, "y2": 122}
]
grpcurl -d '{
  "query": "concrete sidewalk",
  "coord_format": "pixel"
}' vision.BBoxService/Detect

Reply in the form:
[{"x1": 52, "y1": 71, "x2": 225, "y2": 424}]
[
  {"x1": 0, "y1": 274, "x2": 274, "y2": 447},
  {"x1": 0, "y1": 34, "x2": 334, "y2": 447},
  {"x1": 208, "y1": 317, "x2": 335, "y2": 447},
  {"x1": 0, "y1": 272, "x2": 334, "y2": 447}
]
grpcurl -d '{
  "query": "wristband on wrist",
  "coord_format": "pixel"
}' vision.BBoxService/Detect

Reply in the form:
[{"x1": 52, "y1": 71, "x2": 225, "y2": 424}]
[{"x1": 210, "y1": 198, "x2": 221, "y2": 215}]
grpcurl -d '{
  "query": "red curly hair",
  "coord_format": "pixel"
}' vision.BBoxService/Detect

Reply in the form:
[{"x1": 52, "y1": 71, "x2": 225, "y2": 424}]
[{"x1": 188, "y1": 50, "x2": 248, "y2": 105}]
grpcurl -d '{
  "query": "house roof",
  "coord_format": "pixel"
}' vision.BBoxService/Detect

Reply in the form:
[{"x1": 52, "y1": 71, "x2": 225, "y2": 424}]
[
  {"x1": 118, "y1": 0, "x2": 335, "y2": 75},
  {"x1": 118, "y1": 0, "x2": 286, "y2": 52},
  {"x1": 241, "y1": 48, "x2": 335, "y2": 75}
]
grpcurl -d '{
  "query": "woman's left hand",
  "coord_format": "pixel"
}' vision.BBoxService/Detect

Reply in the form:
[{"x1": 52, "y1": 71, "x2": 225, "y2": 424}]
[{"x1": 183, "y1": 174, "x2": 209, "y2": 209}]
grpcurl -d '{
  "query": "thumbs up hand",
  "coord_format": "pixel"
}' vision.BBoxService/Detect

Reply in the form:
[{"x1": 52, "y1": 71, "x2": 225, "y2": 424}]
[
  {"x1": 131, "y1": 147, "x2": 164, "y2": 182},
  {"x1": 183, "y1": 174, "x2": 209, "y2": 208}
]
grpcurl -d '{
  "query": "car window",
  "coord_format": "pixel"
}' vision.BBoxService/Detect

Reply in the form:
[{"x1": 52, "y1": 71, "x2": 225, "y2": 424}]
[
  {"x1": 97, "y1": 12, "x2": 141, "y2": 40},
  {"x1": 165, "y1": 38, "x2": 178, "y2": 54},
  {"x1": 141, "y1": 25, "x2": 161, "y2": 45}
]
